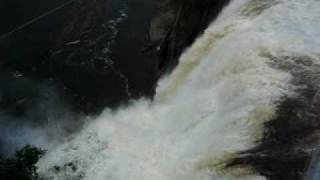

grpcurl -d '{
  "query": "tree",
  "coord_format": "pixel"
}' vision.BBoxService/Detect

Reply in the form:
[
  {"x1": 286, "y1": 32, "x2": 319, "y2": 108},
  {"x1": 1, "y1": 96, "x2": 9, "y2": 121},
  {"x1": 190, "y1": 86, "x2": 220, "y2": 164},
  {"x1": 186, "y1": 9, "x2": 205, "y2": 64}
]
[{"x1": 0, "y1": 145, "x2": 45, "y2": 180}]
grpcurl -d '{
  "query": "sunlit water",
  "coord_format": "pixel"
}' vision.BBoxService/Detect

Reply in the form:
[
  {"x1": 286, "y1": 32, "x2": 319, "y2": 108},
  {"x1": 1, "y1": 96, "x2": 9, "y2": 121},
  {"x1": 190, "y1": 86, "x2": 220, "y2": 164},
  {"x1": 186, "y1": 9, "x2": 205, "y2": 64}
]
[{"x1": 37, "y1": 0, "x2": 320, "y2": 179}]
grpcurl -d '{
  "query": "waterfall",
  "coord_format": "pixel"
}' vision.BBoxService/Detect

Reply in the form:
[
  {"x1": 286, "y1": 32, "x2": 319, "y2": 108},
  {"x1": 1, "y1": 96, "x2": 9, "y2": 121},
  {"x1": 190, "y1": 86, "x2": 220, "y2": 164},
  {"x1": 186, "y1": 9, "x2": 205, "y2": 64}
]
[{"x1": 37, "y1": 0, "x2": 320, "y2": 179}]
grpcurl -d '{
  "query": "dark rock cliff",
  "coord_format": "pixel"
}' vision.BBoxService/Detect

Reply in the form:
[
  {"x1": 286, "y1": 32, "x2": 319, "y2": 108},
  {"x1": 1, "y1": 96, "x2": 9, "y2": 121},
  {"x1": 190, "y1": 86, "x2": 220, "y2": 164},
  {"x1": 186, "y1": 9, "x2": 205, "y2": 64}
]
[
  {"x1": 0, "y1": 0, "x2": 111, "y2": 114},
  {"x1": 0, "y1": 0, "x2": 231, "y2": 114},
  {"x1": 147, "y1": 0, "x2": 231, "y2": 80}
]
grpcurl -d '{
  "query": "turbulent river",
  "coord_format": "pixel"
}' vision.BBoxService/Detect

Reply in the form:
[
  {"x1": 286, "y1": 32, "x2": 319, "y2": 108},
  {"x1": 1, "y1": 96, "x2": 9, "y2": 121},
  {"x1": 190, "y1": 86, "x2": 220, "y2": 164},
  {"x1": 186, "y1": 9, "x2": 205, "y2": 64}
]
[{"x1": 35, "y1": 0, "x2": 320, "y2": 179}]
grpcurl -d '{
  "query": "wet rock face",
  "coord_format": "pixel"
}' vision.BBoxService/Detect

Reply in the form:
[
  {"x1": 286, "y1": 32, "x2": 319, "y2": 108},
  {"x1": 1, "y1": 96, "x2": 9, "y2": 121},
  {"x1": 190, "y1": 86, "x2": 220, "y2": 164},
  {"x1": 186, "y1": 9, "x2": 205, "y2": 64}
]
[
  {"x1": 0, "y1": 0, "x2": 231, "y2": 114},
  {"x1": 0, "y1": 0, "x2": 156, "y2": 114},
  {"x1": 34, "y1": 0, "x2": 130, "y2": 113},
  {"x1": 0, "y1": 0, "x2": 132, "y2": 113},
  {"x1": 149, "y1": 0, "x2": 231, "y2": 73}
]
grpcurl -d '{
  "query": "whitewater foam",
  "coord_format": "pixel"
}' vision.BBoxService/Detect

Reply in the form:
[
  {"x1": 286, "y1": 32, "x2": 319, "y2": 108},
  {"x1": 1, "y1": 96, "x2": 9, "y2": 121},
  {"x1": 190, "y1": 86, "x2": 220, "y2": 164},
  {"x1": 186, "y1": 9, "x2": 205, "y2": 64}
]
[{"x1": 37, "y1": 0, "x2": 320, "y2": 179}]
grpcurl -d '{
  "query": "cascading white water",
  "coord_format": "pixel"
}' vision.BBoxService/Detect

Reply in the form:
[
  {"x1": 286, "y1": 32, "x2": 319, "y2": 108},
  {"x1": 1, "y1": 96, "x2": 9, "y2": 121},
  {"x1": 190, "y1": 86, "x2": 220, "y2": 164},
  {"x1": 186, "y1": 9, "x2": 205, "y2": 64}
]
[{"x1": 37, "y1": 0, "x2": 320, "y2": 179}]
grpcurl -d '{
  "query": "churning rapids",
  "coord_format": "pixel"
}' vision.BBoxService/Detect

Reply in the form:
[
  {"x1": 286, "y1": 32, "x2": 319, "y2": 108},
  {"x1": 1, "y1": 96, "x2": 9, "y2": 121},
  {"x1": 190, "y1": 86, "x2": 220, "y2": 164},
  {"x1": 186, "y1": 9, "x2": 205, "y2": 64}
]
[{"x1": 37, "y1": 0, "x2": 320, "y2": 179}]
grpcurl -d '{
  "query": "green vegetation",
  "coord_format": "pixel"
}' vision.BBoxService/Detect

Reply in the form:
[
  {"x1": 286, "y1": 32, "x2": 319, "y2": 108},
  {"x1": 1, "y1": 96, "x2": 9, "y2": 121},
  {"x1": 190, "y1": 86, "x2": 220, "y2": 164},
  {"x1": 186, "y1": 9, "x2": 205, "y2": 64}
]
[{"x1": 0, "y1": 145, "x2": 45, "y2": 180}]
